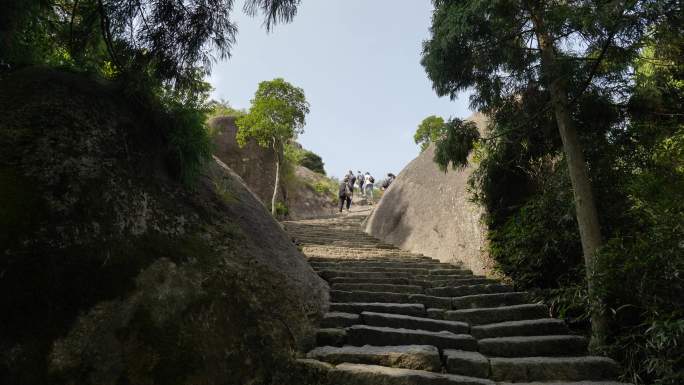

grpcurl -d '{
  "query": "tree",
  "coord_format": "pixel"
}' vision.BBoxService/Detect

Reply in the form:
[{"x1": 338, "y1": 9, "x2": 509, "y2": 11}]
[
  {"x1": 415, "y1": 115, "x2": 446, "y2": 152},
  {"x1": 1, "y1": 0, "x2": 300, "y2": 87},
  {"x1": 421, "y1": 0, "x2": 676, "y2": 348},
  {"x1": 300, "y1": 150, "x2": 326, "y2": 175},
  {"x1": 236, "y1": 78, "x2": 310, "y2": 216}
]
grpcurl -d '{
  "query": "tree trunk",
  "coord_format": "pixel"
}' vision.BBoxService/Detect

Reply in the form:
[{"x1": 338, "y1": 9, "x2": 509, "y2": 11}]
[
  {"x1": 531, "y1": 12, "x2": 608, "y2": 349},
  {"x1": 271, "y1": 140, "x2": 280, "y2": 217}
]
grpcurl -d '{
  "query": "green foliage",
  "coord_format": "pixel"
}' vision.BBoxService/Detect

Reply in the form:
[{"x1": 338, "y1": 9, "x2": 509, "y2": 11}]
[
  {"x1": 433, "y1": 118, "x2": 479, "y2": 171},
  {"x1": 274, "y1": 201, "x2": 289, "y2": 218},
  {"x1": 208, "y1": 99, "x2": 247, "y2": 120},
  {"x1": 300, "y1": 150, "x2": 326, "y2": 174},
  {"x1": 236, "y1": 78, "x2": 309, "y2": 150},
  {"x1": 414, "y1": 115, "x2": 445, "y2": 152},
  {"x1": 0, "y1": 0, "x2": 302, "y2": 186},
  {"x1": 422, "y1": 1, "x2": 682, "y2": 383}
]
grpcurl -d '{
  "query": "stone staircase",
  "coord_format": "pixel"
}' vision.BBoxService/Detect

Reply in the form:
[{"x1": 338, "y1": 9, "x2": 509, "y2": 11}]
[{"x1": 284, "y1": 213, "x2": 630, "y2": 385}]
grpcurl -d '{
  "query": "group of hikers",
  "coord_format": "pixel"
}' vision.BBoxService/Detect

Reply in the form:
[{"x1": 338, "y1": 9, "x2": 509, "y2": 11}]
[{"x1": 338, "y1": 170, "x2": 396, "y2": 212}]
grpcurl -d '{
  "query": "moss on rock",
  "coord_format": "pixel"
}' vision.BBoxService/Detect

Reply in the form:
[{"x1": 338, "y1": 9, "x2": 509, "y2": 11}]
[{"x1": 0, "y1": 67, "x2": 328, "y2": 385}]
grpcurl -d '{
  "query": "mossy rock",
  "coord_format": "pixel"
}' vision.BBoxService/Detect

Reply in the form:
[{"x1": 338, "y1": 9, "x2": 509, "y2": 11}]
[{"x1": 0, "y1": 67, "x2": 328, "y2": 385}]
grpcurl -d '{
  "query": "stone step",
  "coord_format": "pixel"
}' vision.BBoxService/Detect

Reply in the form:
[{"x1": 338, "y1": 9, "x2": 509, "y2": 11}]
[
  {"x1": 330, "y1": 363, "x2": 495, "y2": 385},
  {"x1": 331, "y1": 290, "x2": 411, "y2": 303},
  {"x1": 428, "y1": 277, "x2": 496, "y2": 288},
  {"x1": 321, "y1": 312, "x2": 361, "y2": 328},
  {"x1": 452, "y1": 292, "x2": 529, "y2": 309},
  {"x1": 408, "y1": 294, "x2": 454, "y2": 309},
  {"x1": 307, "y1": 344, "x2": 442, "y2": 372},
  {"x1": 443, "y1": 349, "x2": 490, "y2": 378},
  {"x1": 329, "y1": 277, "x2": 413, "y2": 286},
  {"x1": 426, "y1": 284, "x2": 512, "y2": 298},
  {"x1": 346, "y1": 325, "x2": 478, "y2": 351},
  {"x1": 416, "y1": 273, "x2": 473, "y2": 281},
  {"x1": 316, "y1": 328, "x2": 347, "y2": 346},
  {"x1": 332, "y1": 283, "x2": 424, "y2": 294},
  {"x1": 446, "y1": 304, "x2": 548, "y2": 325},
  {"x1": 330, "y1": 302, "x2": 426, "y2": 317},
  {"x1": 311, "y1": 261, "x2": 448, "y2": 269},
  {"x1": 320, "y1": 266, "x2": 443, "y2": 274},
  {"x1": 319, "y1": 270, "x2": 411, "y2": 280},
  {"x1": 361, "y1": 311, "x2": 469, "y2": 334},
  {"x1": 490, "y1": 356, "x2": 621, "y2": 382},
  {"x1": 429, "y1": 268, "x2": 472, "y2": 276},
  {"x1": 308, "y1": 256, "x2": 434, "y2": 263},
  {"x1": 479, "y1": 335, "x2": 588, "y2": 357},
  {"x1": 497, "y1": 382, "x2": 632, "y2": 385},
  {"x1": 471, "y1": 318, "x2": 569, "y2": 339}
]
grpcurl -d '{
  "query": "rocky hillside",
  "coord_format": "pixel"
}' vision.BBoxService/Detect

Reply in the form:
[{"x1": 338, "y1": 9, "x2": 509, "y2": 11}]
[
  {"x1": 365, "y1": 113, "x2": 493, "y2": 276},
  {"x1": 0, "y1": 67, "x2": 328, "y2": 385},
  {"x1": 210, "y1": 116, "x2": 337, "y2": 219}
]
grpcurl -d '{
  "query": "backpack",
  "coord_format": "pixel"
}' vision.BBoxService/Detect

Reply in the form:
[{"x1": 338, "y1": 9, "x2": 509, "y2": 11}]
[
  {"x1": 344, "y1": 183, "x2": 352, "y2": 197},
  {"x1": 369, "y1": 176, "x2": 375, "y2": 183}
]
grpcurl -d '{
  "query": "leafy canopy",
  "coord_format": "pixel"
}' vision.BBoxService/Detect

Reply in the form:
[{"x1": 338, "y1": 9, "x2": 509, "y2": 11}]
[
  {"x1": 433, "y1": 118, "x2": 480, "y2": 171},
  {"x1": 236, "y1": 78, "x2": 309, "y2": 149},
  {"x1": 415, "y1": 115, "x2": 446, "y2": 152}
]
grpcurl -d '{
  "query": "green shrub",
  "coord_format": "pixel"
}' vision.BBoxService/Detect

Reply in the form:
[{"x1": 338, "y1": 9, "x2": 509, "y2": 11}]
[
  {"x1": 274, "y1": 201, "x2": 289, "y2": 219},
  {"x1": 300, "y1": 151, "x2": 325, "y2": 175}
]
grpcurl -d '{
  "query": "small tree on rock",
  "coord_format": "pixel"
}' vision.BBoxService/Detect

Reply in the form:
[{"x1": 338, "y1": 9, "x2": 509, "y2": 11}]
[
  {"x1": 236, "y1": 78, "x2": 310, "y2": 216},
  {"x1": 415, "y1": 115, "x2": 446, "y2": 152}
]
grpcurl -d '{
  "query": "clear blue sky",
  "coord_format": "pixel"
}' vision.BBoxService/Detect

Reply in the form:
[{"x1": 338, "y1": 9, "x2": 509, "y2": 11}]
[{"x1": 209, "y1": 0, "x2": 472, "y2": 179}]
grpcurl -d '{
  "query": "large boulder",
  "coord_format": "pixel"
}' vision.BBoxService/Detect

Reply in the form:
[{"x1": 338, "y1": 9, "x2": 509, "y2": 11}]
[
  {"x1": 211, "y1": 115, "x2": 278, "y2": 203},
  {"x1": 0, "y1": 67, "x2": 328, "y2": 385},
  {"x1": 365, "y1": 113, "x2": 493, "y2": 275},
  {"x1": 288, "y1": 166, "x2": 338, "y2": 220},
  {"x1": 210, "y1": 116, "x2": 336, "y2": 219}
]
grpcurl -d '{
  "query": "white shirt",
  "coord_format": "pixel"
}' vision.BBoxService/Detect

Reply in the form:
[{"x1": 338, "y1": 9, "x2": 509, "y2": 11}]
[{"x1": 364, "y1": 174, "x2": 373, "y2": 186}]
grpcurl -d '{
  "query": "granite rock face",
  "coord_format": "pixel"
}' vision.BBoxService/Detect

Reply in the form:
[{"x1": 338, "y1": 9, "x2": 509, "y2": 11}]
[
  {"x1": 365, "y1": 113, "x2": 492, "y2": 275},
  {"x1": 210, "y1": 116, "x2": 337, "y2": 219},
  {"x1": 0, "y1": 68, "x2": 328, "y2": 385}
]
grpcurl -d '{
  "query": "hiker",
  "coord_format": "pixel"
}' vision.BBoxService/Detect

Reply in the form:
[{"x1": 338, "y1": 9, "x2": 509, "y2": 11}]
[
  {"x1": 338, "y1": 176, "x2": 353, "y2": 212},
  {"x1": 381, "y1": 173, "x2": 395, "y2": 190},
  {"x1": 347, "y1": 170, "x2": 356, "y2": 188},
  {"x1": 356, "y1": 170, "x2": 364, "y2": 195},
  {"x1": 364, "y1": 172, "x2": 375, "y2": 204}
]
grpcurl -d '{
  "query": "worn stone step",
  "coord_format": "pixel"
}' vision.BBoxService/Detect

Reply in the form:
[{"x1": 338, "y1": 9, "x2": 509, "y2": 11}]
[
  {"x1": 429, "y1": 268, "x2": 473, "y2": 276},
  {"x1": 332, "y1": 283, "x2": 424, "y2": 294},
  {"x1": 308, "y1": 256, "x2": 434, "y2": 263},
  {"x1": 471, "y1": 318, "x2": 569, "y2": 339},
  {"x1": 329, "y1": 363, "x2": 495, "y2": 385},
  {"x1": 307, "y1": 344, "x2": 442, "y2": 371},
  {"x1": 321, "y1": 312, "x2": 361, "y2": 328},
  {"x1": 443, "y1": 349, "x2": 490, "y2": 378},
  {"x1": 331, "y1": 290, "x2": 411, "y2": 303},
  {"x1": 330, "y1": 302, "x2": 426, "y2": 317},
  {"x1": 417, "y1": 273, "x2": 473, "y2": 281},
  {"x1": 428, "y1": 277, "x2": 494, "y2": 287},
  {"x1": 346, "y1": 325, "x2": 478, "y2": 351},
  {"x1": 316, "y1": 328, "x2": 347, "y2": 346},
  {"x1": 426, "y1": 284, "x2": 512, "y2": 298},
  {"x1": 322, "y1": 266, "x2": 434, "y2": 274},
  {"x1": 319, "y1": 270, "x2": 411, "y2": 280},
  {"x1": 479, "y1": 335, "x2": 588, "y2": 357},
  {"x1": 427, "y1": 308, "x2": 447, "y2": 319},
  {"x1": 312, "y1": 261, "x2": 448, "y2": 269},
  {"x1": 361, "y1": 311, "x2": 469, "y2": 334},
  {"x1": 409, "y1": 294, "x2": 454, "y2": 309},
  {"x1": 446, "y1": 304, "x2": 548, "y2": 325},
  {"x1": 490, "y1": 356, "x2": 621, "y2": 382},
  {"x1": 497, "y1": 382, "x2": 631, "y2": 385},
  {"x1": 452, "y1": 292, "x2": 529, "y2": 309},
  {"x1": 329, "y1": 277, "x2": 413, "y2": 286}
]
